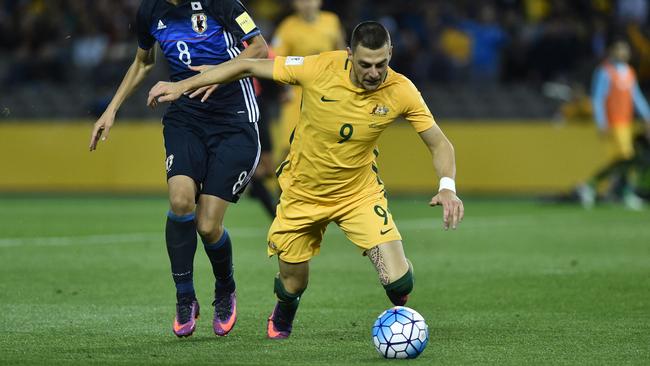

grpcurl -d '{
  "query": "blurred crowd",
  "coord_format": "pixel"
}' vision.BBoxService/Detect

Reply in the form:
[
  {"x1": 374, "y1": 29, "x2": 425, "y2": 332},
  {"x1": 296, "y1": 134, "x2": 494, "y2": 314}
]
[
  {"x1": 3, "y1": 0, "x2": 650, "y2": 89},
  {"x1": 0, "y1": 0, "x2": 139, "y2": 86}
]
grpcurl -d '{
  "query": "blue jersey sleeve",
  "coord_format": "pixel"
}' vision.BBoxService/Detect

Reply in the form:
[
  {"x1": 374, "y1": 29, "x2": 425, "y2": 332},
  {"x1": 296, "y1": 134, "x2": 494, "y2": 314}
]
[
  {"x1": 591, "y1": 67, "x2": 609, "y2": 131},
  {"x1": 632, "y1": 82, "x2": 650, "y2": 122},
  {"x1": 136, "y1": 1, "x2": 155, "y2": 50},
  {"x1": 210, "y1": 0, "x2": 261, "y2": 43}
]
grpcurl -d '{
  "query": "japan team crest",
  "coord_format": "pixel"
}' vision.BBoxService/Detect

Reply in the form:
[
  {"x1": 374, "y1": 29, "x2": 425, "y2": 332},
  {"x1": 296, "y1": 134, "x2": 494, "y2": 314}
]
[
  {"x1": 165, "y1": 154, "x2": 174, "y2": 173},
  {"x1": 191, "y1": 13, "x2": 208, "y2": 34}
]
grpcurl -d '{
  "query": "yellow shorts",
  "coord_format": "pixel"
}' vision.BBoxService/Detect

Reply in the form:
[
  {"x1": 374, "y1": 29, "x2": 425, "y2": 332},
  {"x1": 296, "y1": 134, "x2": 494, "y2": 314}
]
[
  {"x1": 267, "y1": 191, "x2": 402, "y2": 263},
  {"x1": 607, "y1": 124, "x2": 634, "y2": 160}
]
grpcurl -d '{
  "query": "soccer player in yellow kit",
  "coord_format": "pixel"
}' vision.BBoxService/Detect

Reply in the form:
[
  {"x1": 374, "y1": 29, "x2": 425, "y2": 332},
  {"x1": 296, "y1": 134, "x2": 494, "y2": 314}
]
[
  {"x1": 272, "y1": 0, "x2": 346, "y2": 154},
  {"x1": 148, "y1": 21, "x2": 464, "y2": 339}
]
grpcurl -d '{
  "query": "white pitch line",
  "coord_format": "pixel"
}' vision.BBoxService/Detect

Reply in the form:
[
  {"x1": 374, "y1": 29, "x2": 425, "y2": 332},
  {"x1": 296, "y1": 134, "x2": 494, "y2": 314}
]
[
  {"x1": 0, "y1": 232, "x2": 159, "y2": 247},
  {"x1": 0, "y1": 215, "x2": 549, "y2": 248},
  {"x1": 0, "y1": 227, "x2": 267, "y2": 248},
  {"x1": 394, "y1": 215, "x2": 541, "y2": 230}
]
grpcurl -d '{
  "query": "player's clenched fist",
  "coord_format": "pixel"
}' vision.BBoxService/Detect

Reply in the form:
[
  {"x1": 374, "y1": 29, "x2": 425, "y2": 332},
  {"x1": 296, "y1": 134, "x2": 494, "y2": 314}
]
[{"x1": 429, "y1": 190, "x2": 464, "y2": 230}]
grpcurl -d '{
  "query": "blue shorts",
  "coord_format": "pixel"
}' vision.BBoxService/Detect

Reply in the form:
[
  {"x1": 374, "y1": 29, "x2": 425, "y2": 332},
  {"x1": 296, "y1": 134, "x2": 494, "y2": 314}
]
[{"x1": 162, "y1": 109, "x2": 260, "y2": 203}]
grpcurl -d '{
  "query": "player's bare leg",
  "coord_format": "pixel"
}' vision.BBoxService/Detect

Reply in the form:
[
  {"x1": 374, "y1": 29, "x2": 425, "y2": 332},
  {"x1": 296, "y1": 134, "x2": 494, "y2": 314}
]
[
  {"x1": 167, "y1": 175, "x2": 200, "y2": 337},
  {"x1": 195, "y1": 194, "x2": 238, "y2": 336},
  {"x1": 267, "y1": 259, "x2": 309, "y2": 339},
  {"x1": 366, "y1": 240, "x2": 413, "y2": 306},
  {"x1": 196, "y1": 194, "x2": 230, "y2": 243}
]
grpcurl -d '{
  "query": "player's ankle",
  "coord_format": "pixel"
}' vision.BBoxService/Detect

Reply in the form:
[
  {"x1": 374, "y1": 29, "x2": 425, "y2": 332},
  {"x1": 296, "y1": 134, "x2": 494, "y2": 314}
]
[
  {"x1": 274, "y1": 276, "x2": 304, "y2": 322},
  {"x1": 384, "y1": 268, "x2": 413, "y2": 306}
]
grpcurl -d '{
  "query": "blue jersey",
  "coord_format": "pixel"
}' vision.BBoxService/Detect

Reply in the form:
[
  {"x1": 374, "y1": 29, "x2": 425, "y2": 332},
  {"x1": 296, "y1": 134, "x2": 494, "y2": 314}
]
[{"x1": 136, "y1": 0, "x2": 261, "y2": 123}]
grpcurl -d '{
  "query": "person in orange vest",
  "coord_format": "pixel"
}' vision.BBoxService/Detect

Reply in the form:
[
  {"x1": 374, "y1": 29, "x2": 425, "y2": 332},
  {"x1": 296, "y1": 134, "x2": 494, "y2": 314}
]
[{"x1": 578, "y1": 40, "x2": 650, "y2": 210}]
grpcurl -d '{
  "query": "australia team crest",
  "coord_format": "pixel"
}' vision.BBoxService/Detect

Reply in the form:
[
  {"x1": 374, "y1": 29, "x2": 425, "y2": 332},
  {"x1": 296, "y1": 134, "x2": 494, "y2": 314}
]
[
  {"x1": 370, "y1": 104, "x2": 389, "y2": 117},
  {"x1": 191, "y1": 13, "x2": 208, "y2": 34}
]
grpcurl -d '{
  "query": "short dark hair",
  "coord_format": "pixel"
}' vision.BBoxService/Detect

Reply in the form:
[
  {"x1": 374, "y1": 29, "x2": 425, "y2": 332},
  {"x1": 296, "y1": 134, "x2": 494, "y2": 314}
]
[{"x1": 350, "y1": 21, "x2": 391, "y2": 51}]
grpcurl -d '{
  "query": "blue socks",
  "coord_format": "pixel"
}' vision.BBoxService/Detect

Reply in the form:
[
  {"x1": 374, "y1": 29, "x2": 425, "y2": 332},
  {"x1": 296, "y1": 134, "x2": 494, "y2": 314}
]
[
  {"x1": 166, "y1": 210, "x2": 235, "y2": 300},
  {"x1": 203, "y1": 229, "x2": 235, "y2": 294},
  {"x1": 165, "y1": 211, "x2": 197, "y2": 302}
]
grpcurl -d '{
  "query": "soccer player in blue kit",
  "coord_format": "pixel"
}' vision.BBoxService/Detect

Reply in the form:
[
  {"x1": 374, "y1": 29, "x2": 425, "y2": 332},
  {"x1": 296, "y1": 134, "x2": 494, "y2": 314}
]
[{"x1": 88, "y1": 0, "x2": 268, "y2": 338}]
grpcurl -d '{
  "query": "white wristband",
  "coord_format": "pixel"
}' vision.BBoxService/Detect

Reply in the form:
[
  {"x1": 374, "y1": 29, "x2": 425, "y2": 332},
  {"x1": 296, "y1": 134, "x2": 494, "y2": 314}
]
[{"x1": 438, "y1": 177, "x2": 456, "y2": 193}]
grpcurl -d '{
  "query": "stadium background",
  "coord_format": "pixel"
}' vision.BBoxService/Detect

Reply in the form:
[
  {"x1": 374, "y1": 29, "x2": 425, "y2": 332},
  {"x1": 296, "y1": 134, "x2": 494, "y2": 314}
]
[
  {"x1": 4, "y1": 0, "x2": 647, "y2": 194},
  {"x1": 1, "y1": 1, "x2": 650, "y2": 365}
]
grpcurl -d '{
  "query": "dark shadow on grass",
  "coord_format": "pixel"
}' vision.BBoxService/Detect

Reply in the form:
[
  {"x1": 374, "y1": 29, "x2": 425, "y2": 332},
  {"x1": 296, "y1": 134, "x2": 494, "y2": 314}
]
[{"x1": 160, "y1": 335, "x2": 224, "y2": 344}]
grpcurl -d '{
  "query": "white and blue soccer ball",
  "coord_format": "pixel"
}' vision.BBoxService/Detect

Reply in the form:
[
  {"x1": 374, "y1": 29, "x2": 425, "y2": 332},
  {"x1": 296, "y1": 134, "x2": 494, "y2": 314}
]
[{"x1": 372, "y1": 306, "x2": 429, "y2": 359}]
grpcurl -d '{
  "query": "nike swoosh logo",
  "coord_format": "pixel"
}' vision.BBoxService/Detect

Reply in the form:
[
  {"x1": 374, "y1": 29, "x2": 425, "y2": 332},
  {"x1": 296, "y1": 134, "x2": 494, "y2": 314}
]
[
  {"x1": 380, "y1": 228, "x2": 393, "y2": 235},
  {"x1": 216, "y1": 300, "x2": 237, "y2": 332},
  {"x1": 174, "y1": 319, "x2": 190, "y2": 332},
  {"x1": 320, "y1": 96, "x2": 339, "y2": 102},
  {"x1": 267, "y1": 317, "x2": 284, "y2": 338}
]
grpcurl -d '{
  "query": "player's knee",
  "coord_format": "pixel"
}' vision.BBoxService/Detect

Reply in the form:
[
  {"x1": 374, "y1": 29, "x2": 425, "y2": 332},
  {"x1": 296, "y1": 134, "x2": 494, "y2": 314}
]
[
  {"x1": 383, "y1": 266, "x2": 413, "y2": 306},
  {"x1": 196, "y1": 220, "x2": 223, "y2": 243},
  {"x1": 169, "y1": 194, "x2": 195, "y2": 216}
]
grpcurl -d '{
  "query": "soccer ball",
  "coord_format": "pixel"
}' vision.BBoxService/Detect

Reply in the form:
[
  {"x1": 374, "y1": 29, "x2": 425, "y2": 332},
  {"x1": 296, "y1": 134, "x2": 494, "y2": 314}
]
[{"x1": 371, "y1": 306, "x2": 429, "y2": 359}]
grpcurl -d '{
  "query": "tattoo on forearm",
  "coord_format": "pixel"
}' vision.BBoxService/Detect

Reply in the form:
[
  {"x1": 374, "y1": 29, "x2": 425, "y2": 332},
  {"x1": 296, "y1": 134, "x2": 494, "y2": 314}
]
[{"x1": 368, "y1": 247, "x2": 390, "y2": 285}]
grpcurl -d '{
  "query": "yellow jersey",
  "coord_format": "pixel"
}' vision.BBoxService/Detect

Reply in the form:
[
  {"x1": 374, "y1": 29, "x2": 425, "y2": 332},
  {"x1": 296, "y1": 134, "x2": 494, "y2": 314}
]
[
  {"x1": 272, "y1": 11, "x2": 345, "y2": 151},
  {"x1": 272, "y1": 51, "x2": 435, "y2": 204},
  {"x1": 272, "y1": 11, "x2": 343, "y2": 56}
]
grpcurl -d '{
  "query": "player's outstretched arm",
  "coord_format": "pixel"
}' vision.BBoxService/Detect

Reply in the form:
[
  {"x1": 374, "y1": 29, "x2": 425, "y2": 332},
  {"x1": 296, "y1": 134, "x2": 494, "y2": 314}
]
[
  {"x1": 419, "y1": 125, "x2": 464, "y2": 230},
  {"x1": 147, "y1": 59, "x2": 274, "y2": 107},
  {"x1": 187, "y1": 34, "x2": 269, "y2": 102},
  {"x1": 89, "y1": 47, "x2": 156, "y2": 151}
]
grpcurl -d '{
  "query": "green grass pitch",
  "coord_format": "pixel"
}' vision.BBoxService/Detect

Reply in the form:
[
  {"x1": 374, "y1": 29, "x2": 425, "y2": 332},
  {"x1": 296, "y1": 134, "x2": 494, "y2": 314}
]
[{"x1": 0, "y1": 195, "x2": 649, "y2": 365}]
